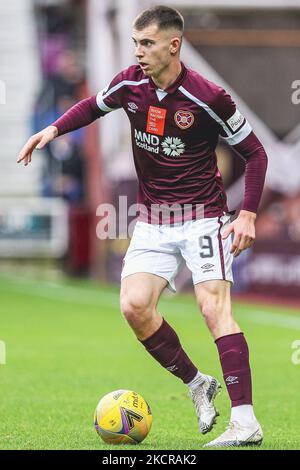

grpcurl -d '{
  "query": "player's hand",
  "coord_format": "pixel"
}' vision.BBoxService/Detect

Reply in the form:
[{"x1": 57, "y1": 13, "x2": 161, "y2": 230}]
[
  {"x1": 17, "y1": 125, "x2": 58, "y2": 166},
  {"x1": 222, "y1": 210, "x2": 256, "y2": 257}
]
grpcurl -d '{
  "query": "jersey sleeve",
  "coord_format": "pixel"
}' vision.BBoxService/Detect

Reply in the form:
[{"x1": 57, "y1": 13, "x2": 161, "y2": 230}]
[
  {"x1": 211, "y1": 88, "x2": 252, "y2": 146},
  {"x1": 95, "y1": 70, "x2": 125, "y2": 115}
]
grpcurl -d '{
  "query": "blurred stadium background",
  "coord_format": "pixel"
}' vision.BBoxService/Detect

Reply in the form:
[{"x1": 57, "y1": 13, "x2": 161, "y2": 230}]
[
  {"x1": 1, "y1": 0, "x2": 300, "y2": 450},
  {"x1": 1, "y1": 0, "x2": 300, "y2": 300}
]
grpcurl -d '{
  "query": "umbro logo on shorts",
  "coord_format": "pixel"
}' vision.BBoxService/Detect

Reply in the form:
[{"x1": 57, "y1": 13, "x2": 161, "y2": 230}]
[{"x1": 201, "y1": 263, "x2": 214, "y2": 272}]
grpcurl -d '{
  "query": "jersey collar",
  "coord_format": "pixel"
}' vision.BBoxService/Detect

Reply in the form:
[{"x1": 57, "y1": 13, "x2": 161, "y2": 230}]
[{"x1": 148, "y1": 62, "x2": 187, "y2": 94}]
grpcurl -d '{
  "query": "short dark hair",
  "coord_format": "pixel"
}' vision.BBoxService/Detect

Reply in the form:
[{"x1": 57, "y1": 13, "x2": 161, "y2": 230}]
[{"x1": 133, "y1": 5, "x2": 184, "y2": 34}]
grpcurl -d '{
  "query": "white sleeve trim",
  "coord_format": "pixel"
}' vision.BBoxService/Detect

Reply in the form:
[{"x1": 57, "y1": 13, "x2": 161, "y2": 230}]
[
  {"x1": 96, "y1": 78, "x2": 149, "y2": 113},
  {"x1": 96, "y1": 89, "x2": 115, "y2": 113},
  {"x1": 103, "y1": 78, "x2": 149, "y2": 99}
]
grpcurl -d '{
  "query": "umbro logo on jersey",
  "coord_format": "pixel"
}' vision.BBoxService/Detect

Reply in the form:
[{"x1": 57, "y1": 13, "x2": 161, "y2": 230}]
[
  {"x1": 174, "y1": 110, "x2": 194, "y2": 129},
  {"x1": 226, "y1": 376, "x2": 239, "y2": 385},
  {"x1": 128, "y1": 102, "x2": 138, "y2": 113}
]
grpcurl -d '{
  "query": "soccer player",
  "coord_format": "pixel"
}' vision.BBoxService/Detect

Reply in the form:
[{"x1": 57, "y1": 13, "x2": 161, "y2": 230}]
[{"x1": 18, "y1": 6, "x2": 267, "y2": 447}]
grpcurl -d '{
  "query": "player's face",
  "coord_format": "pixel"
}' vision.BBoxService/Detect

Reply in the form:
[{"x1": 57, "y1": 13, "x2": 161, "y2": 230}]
[{"x1": 132, "y1": 23, "x2": 180, "y2": 79}]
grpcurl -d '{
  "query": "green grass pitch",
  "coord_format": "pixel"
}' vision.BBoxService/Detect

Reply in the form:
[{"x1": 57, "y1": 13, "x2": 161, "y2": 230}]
[{"x1": 0, "y1": 273, "x2": 300, "y2": 450}]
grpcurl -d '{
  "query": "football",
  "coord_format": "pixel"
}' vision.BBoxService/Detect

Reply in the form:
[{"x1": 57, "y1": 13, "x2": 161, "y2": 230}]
[{"x1": 94, "y1": 389, "x2": 153, "y2": 444}]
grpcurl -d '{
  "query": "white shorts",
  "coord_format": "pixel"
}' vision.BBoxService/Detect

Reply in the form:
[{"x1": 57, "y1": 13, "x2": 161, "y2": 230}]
[{"x1": 121, "y1": 214, "x2": 234, "y2": 292}]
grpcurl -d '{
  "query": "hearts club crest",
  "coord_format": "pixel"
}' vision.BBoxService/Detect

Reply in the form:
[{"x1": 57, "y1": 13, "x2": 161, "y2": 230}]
[{"x1": 174, "y1": 110, "x2": 194, "y2": 129}]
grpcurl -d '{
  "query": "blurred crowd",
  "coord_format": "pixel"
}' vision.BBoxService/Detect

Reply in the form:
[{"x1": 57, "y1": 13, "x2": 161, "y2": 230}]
[
  {"x1": 33, "y1": 4, "x2": 86, "y2": 204},
  {"x1": 256, "y1": 191, "x2": 300, "y2": 243}
]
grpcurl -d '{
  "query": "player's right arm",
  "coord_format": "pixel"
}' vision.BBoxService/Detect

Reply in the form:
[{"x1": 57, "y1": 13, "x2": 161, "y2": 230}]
[
  {"x1": 17, "y1": 70, "x2": 126, "y2": 166},
  {"x1": 17, "y1": 125, "x2": 58, "y2": 166}
]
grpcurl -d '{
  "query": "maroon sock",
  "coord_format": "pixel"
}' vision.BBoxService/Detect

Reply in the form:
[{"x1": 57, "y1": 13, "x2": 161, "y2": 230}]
[
  {"x1": 140, "y1": 319, "x2": 198, "y2": 384},
  {"x1": 215, "y1": 332, "x2": 252, "y2": 407}
]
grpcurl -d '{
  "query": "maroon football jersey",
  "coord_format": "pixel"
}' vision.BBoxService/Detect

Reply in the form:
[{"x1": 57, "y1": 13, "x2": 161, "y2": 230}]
[{"x1": 96, "y1": 63, "x2": 252, "y2": 222}]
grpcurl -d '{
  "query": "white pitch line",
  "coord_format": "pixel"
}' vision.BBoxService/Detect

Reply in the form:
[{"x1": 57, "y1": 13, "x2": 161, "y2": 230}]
[
  {"x1": 1, "y1": 274, "x2": 300, "y2": 330},
  {"x1": 239, "y1": 310, "x2": 300, "y2": 331},
  {"x1": 0, "y1": 276, "x2": 119, "y2": 310}
]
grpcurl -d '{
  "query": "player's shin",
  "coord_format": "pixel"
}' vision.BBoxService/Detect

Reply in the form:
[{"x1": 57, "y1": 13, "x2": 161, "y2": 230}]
[
  {"x1": 139, "y1": 318, "x2": 198, "y2": 383},
  {"x1": 140, "y1": 318, "x2": 221, "y2": 434},
  {"x1": 215, "y1": 332, "x2": 257, "y2": 425}
]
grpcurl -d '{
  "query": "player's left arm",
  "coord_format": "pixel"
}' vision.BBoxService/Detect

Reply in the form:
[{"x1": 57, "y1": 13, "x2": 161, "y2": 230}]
[{"x1": 212, "y1": 88, "x2": 268, "y2": 257}]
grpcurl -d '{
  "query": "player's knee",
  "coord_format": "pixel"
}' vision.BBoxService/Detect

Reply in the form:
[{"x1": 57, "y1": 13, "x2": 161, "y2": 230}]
[
  {"x1": 201, "y1": 300, "x2": 237, "y2": 337},
  {"x1": 201, "y1": 300, "x2": 220, "y2": 328},
  {"x1": 200, "y1": 294, "x2": 221, "y2": 318},
  {"x1": 120, "y1": 294, "x2": 153, "y2": 327},
  {"x1": 200, "y1": 296, "x2": 227, "y2": 325}
]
